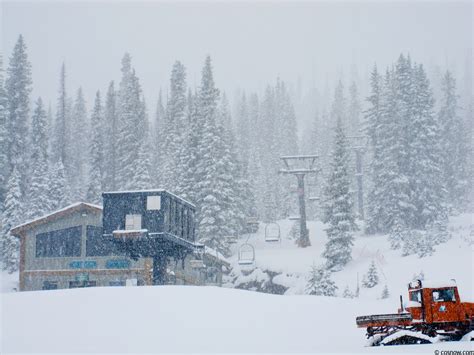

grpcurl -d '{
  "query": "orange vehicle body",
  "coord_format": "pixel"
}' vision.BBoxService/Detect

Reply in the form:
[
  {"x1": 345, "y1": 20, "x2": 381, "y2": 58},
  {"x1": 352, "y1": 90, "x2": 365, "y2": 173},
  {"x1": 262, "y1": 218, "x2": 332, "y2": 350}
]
[{"x1": 356, "y1": 280, "x2": 474, "y2": 340}]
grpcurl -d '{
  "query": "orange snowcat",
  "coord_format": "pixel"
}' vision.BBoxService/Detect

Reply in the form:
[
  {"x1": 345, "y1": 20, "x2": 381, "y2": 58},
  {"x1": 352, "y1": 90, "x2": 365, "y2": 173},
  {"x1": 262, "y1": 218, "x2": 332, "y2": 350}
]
[{"x1": 356, "y1": 279, "x2": 474, "y2": 346}]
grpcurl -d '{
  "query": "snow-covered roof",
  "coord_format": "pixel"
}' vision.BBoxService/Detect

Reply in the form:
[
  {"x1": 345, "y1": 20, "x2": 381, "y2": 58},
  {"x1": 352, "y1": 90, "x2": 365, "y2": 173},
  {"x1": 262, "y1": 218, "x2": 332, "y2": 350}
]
[
  {"x1": 421, "y1": 280, "x2": 457, "y2": 289},
  {"x1": 11, "y1": 202, "x2": 102, "y2": 235},
  {"x1": 102, "y1": 189, "x2": 196, "y2": 208},
  {"x1": 204, "y1": 246, "x2": 230, "y2": 267}
]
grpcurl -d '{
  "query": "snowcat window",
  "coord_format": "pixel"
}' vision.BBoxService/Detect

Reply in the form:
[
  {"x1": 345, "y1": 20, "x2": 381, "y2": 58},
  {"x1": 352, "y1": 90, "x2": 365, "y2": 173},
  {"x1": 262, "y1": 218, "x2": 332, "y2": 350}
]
[
  {"x1": 409, "y1": 290, "x2": 421, "y2": 302},
  {"x1": 432, "y1": 288, "x2": 456, "y2": 302}
]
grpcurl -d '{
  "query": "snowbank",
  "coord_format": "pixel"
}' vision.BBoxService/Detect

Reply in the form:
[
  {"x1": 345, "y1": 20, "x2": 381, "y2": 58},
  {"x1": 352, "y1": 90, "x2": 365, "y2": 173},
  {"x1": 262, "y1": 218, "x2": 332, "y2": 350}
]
[{"x1": 2, "y1": 285, "x2": 472, "y2": 354}]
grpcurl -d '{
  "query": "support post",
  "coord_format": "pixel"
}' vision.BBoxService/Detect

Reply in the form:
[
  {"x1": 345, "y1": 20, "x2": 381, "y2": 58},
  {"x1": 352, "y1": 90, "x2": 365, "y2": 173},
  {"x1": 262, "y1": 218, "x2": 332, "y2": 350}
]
[
  {"x1": 297, "y1": 174, "x2": 310, "y2": 247},
  {"x1": 152, "y1": 255, "x2": 168, "y2": 285}
]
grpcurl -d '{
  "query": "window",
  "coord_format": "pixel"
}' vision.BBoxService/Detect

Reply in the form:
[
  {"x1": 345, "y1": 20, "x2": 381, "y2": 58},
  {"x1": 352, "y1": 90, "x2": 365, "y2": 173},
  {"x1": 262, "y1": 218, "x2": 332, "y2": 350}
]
[
  {"x1": 183, "y1": 208, "x2": 188, "y2": 239},
  {"x1": 432, "y1": 288, "x2": 456, "y2": 302},
  {"x1": 164, "y1": 199, "x2": 170, "y2": 232},
  {"x1": 86, "y1": 225, "x2": 119, "y2": 256},
  {"x1": 36, "y1": 226, "x2": 82, "y2": 257},
  {"x1": 177, "y1": 204, "x2": 182, "y2": 237},
  {"x1": 170, "y1": 200, "x2": 176, "y2": 234},
  {"x1": 147, "y1": 195, "x2": 161, "y2": 210},
  {"x1": 409, "y1": 290, "x2": 421, "y2": 302},
  {"x1": 42, "y1": 281, "x2": 58, "y2": 290},
  {"x1": 109, "y1": 280, "x2": 126, "y2": 286},
  {"x1": 189, "y1": 210, "x2": 195, "y2": 241},
  {"x1": 69, "y1": 280, "x2": 96, "y2": 288},
  {"x1": 125, "y1": 214, "x2": 142, "y2": 230}
]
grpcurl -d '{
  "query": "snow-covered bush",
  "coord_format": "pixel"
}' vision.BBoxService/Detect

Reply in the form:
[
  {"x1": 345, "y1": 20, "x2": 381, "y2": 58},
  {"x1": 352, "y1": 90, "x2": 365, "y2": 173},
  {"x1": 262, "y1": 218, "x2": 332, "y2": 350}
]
[
  {"x1": 306, "y1": 264, "x2": 337, "y2": 296},
  {"x1": 380, "y1": 285, "x2": 390, "y2": 299},
  {"x1": 362, "y1": 261, "x2": 379, "y2": 288},
  {"x1": 342, "y1": 285, "x2": 354, "y2": 298}
]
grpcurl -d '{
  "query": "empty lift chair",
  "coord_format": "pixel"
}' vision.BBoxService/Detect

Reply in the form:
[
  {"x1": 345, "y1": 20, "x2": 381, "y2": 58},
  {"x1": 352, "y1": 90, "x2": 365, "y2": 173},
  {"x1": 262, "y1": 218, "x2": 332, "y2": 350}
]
[
  {"x1": 238, "y1": 243, "x2": 255, "y2": 266},
  {"x1": 264, "y1": 222, "x2": 281, "y2": 243}
]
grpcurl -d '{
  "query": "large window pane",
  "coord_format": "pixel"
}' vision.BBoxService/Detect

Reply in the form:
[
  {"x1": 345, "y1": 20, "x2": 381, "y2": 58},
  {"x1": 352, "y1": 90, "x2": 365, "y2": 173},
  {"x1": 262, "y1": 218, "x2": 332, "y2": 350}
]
[{"x1": 35, "y1": 226, "x2": 82, "y2": 257}]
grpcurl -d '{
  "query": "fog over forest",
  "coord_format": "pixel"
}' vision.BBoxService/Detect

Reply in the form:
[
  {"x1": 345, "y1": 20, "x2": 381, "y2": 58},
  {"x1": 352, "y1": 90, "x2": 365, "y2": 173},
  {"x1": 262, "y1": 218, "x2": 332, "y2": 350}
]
[{"x1": 2, "y1": 1, "x2": 472, "y2": 134}]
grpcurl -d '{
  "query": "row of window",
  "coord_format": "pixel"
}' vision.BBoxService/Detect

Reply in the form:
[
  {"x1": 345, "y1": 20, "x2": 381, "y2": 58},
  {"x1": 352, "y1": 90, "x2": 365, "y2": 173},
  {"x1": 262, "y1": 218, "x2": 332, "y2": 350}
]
[
  {"x1": 42, "y1": 280, "x2": 132, "y2": 290},
  {"x1": 164, "y1": 199, "x2": 195, "y2": 240},
  {"x1": 36, "y1": 227, "x2": 82, "y2": 257},
  {"x1": 36, "y1": 225, "x2": 122, "y2": 258},
  {"x1": 409, "y1": 288, "x2": 457, "y2": 303}
]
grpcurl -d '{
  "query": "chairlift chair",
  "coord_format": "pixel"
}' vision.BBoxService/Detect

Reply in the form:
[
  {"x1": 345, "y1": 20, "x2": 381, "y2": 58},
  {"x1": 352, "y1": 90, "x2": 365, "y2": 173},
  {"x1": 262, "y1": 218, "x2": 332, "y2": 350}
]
[
  {"x1": 289, "y1": 215, "x2": 301, "y2": 221},
  {"x1": 238, "y1": 243, "x2": 255, "y2": 266},
  {"x1": 265, "y1": 222, "x2": 281, "y2": 243}
]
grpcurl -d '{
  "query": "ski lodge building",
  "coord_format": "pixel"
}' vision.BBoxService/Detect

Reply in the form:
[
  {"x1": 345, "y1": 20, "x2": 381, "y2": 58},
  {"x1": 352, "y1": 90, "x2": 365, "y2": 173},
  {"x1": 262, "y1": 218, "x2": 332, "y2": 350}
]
[{"x1": 11, "y1": 190, "x2": 229, "y2": 291}]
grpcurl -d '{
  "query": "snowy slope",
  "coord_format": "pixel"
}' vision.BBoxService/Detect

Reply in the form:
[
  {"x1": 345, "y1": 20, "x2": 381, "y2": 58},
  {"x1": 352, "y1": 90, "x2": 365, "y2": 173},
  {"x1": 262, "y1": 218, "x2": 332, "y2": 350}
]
[
  {"x1": 1, "y1": 285, "x2": 472, "y2": 354},
  {"x1": 228, "y1": 214, "x2": 474, "y2": 301}
]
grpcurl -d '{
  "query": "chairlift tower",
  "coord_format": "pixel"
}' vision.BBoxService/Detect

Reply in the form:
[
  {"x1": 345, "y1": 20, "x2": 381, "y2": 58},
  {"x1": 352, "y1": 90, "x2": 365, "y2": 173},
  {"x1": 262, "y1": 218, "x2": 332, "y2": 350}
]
[
  {"x1": 347, "y1": 135, "x2": 368, "y2": 220},
  {"x1": 279, "y1": 155, "x2": 319, "y2": 248}
]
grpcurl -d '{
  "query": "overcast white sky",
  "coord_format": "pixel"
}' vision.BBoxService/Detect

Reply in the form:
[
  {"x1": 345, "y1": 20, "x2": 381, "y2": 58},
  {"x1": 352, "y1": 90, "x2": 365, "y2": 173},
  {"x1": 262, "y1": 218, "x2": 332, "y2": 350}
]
[{"x1": 1, "y1": 0, "x2": 472, "y2": 110}]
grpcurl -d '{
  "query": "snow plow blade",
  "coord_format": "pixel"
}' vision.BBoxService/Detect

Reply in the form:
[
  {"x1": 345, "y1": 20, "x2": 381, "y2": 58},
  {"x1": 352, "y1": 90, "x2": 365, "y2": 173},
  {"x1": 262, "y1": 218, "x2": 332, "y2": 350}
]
[{"x1": 356, "y1": 313, "x2": 412, "y2": 327}]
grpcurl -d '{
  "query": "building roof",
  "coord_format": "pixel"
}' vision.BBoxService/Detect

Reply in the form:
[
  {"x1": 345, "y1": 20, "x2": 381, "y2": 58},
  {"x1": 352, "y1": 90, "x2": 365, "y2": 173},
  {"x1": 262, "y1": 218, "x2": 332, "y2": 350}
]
[
  {"x1": 204, "y1": 246, "x2": 230, "y2": 268},
  {"x1": 102, "y1": 189, "x2": 196, "y2": 208},
  {"x1": 10, "y1": 202, "x2": 102, "y2": 236}
]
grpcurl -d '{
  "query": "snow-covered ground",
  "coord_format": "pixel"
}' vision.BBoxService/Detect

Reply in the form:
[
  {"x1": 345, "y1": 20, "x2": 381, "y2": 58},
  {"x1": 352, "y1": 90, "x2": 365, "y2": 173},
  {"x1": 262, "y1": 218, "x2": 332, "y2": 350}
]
[
  {"x1": 229, "y1": 214, "x2": 474, "y2": 301},
  {"x1": 1, "y1": 285, "x2": 472, "y2": 354}
]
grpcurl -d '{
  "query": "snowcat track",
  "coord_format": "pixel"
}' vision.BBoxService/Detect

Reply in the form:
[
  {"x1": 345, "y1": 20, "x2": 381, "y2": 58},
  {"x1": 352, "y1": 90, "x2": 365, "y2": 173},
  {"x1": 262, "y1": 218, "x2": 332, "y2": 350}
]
[{"x1": 356, "y1": 313, "x2": 412, "y2": 327}]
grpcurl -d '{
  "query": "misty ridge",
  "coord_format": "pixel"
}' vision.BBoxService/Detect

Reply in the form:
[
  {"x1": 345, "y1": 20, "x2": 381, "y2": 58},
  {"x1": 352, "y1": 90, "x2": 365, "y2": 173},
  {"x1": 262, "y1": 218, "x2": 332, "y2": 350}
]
[{"x1": 0, "y1": 1, "x2": 472, "y2": 273}]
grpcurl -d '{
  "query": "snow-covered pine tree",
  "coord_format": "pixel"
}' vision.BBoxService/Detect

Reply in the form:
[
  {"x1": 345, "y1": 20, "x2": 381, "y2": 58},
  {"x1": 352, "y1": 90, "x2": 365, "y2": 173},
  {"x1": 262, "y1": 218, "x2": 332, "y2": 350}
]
[
  {"x1": 342, "y1": 285, "x2": 355, "y2": 298},
  {"x1": 49, "y1": 161, "x2": 71, "y2": 211},
  {"x1": 152, "y1": 89, "x2": 165, "y2": 186},
  {"x1": 247, "y1": 93, "x2": 265, "y2": 219},
  {"x1": 5, "y1": 35, "x2": 32, "y2": 193},
  {"x1": 52, "y1": 63, "x2": 69, "y2": 166},
  {"x1": 162, "y1": 61, "x2": 187, "y2": 191},
  {"x1": 409, "y1": 63, "x2": 446, "y2": 230},
  {"x1": 87, "y1": 91, "x2": 105, "y2": 204},
  {"x1": 0, "y1": 55, "x2": 9, "y2": 204},
  {"x1": 218, "y1": 93, "x2": 253, "y2": 240},
  {"x1": 322, "y1": 121, "x2": 357, "y2": 270},
  {"x1": 362, "y1": 260, "x2": 379, "y2": 288},
  {"x1": 415, "y1": 230, "x2": 435, "y2": 258},
  {"x1": 1, "y1": 167, "x2": 22, "y2": 272},
  {"x1": 103, "y1": 81, "x2": 118, "y2": 191},
  {"x1": 438, "y1": 71, "x2": 471, "y2": 211},
  {"x1": 236, "y1": 92, "x2": 250, "y2": 167},
  {"x1": 378, "y1": 63, "x2": 413, "y2": 233},
  {"x1": 259, "y1": 85, "x2": 279, "y2": 221},
  {"x1": 365, "y1": 65, "x2": 386, "y2": 234},
  {"x1": 26, "y1": 98, "x2": 50, "y2": 219},
  {"x1": 306, "y1": 264, "x2": 338, "y2": 296},
  {"x1": 131, "y1": 140, "x2": 153, "y2": 190},
  {"x1": 428, "y1": 217, "x2": 451, "y2": 245},
  {"x1": 381, "y1": 285, "x2": 390, "y2": 299},
  {"x1": 116, "y1": 54, "x2": 144, "y2": 190},
  {"x1": 274, "y1": 79, "x2": 299, "y2": 216},
  {"x1": 69, "y1": 88, "x2": 89, "y2": 200},
  {"x1": 194, "y1": 56, "x2": 231, "y2": 254},
  {"x1": 175, "y1": 90, "x2": 199, "y2": 204},
  {"x1": 348, "y1": 81, "x2": 361, "y2": 136},
  {"x1": 330, "y1": 80, "x2": 347, "y2": 131}
]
